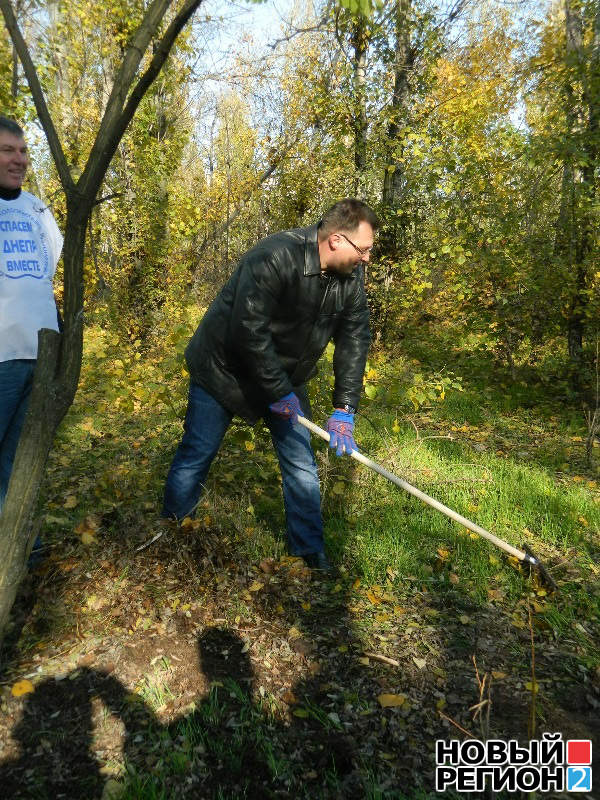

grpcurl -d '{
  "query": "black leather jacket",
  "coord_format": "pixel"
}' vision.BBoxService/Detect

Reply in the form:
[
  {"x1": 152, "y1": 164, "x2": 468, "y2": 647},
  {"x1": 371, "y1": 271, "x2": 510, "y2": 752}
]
[{"x1": 185, "y1": 224, "x2": 371, "y2": 422}]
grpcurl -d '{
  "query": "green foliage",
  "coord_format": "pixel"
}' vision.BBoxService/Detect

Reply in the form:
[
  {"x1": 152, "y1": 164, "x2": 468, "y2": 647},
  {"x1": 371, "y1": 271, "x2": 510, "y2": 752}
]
[
  {"x1": 404, "y1": 370, "x2": 463, "y2": 411},
  {"x1": 2, "y1": 0, "x2": 597, "y2": 370},
  {"x1": 0, "y1": 25, "x2": 30, "y2": 120},
  {"x1": 338, "y1": 0, "x2": 384, "y2": 18},
  {"x1": 359, "y1": 352, "x2": 463, "y2": 417}
]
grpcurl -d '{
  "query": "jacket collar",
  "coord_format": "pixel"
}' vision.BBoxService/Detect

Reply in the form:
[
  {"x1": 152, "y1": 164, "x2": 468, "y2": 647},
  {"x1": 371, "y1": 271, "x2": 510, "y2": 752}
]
[
  {"x1": 303, "y1": 222, "x2": 358, "y2": 280},
  {"x1": 304, "y1": 224, "x2": 322, "y2": 276}
]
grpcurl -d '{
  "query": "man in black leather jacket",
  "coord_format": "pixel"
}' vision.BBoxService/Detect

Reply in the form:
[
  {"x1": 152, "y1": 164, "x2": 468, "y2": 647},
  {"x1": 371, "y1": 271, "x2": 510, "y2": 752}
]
[{"x1": 162, "y1": 198, "x2": 378, "y2": 571}]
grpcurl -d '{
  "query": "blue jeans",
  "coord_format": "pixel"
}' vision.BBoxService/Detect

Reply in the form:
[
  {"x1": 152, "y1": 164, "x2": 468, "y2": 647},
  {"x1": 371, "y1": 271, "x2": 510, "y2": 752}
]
[
  {"x1": 162, "y1": 383, "x2": 324, "y2": 556},
  {"x1": 0, "y1": 359, "x2": 35, "y2": 512}
]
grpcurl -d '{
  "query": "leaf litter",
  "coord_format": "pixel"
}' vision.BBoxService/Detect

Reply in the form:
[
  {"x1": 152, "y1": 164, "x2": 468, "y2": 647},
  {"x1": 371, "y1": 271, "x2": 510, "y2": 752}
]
[{"x1": 0, "y1": 528, "x2": 597, "y2": 799}]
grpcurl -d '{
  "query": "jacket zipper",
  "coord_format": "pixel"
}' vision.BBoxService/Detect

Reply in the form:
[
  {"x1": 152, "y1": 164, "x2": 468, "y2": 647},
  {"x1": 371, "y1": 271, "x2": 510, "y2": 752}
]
[{"x1": 318, "y1": 274, "x2": 332, "y2": 315}]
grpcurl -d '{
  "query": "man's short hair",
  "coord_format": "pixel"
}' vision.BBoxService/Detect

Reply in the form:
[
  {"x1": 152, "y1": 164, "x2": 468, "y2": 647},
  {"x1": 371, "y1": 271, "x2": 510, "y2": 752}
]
[
  {"x1": 0, "y1": 116, "x2": 25, "y2": 138},
  {"x1": 319, "y1": 198, "x2": 379, "y2": 237}
]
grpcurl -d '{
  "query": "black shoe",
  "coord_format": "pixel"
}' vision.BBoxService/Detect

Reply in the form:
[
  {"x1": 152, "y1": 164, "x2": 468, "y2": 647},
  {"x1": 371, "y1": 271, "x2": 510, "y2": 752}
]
[{"x1": 303, "y1": 551, "x2": 334, "y2": 573}]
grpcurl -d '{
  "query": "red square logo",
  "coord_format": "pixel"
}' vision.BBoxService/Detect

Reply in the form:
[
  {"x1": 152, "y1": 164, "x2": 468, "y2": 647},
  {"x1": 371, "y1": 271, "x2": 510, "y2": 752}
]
[{"x1": 567, "y1": 740, "x2": 592, "y2": 765}]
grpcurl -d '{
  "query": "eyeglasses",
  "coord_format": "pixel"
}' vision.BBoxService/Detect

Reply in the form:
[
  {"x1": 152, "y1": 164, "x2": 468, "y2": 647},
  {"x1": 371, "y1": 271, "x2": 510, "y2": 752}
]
[{"x1": 337, "y1": 232, "x2": 372, "y2": 257}]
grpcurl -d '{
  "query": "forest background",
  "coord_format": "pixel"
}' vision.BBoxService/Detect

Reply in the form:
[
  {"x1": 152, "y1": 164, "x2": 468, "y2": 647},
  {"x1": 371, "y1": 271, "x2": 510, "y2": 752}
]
[{"x1": 0, "y1": 0, "x2": 599, "y2": 798}]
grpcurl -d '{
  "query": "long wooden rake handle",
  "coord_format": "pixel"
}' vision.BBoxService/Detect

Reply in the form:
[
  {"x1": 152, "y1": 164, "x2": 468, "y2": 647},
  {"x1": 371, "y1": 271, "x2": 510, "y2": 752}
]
[{"x1": 297, "y1": 415, "x2": 536, "y2": 566}]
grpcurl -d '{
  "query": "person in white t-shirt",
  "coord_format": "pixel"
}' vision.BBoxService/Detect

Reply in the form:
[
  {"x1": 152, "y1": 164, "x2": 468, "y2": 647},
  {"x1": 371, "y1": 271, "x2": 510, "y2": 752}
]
[{"x1": 0, "y1": 116, "x2": 63, "y2": 516}]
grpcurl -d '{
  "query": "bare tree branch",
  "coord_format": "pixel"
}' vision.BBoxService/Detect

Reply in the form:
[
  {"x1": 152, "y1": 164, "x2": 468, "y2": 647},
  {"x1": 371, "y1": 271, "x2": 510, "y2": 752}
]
[
  {"x1": 269, "y1": 17, "x2": 332, "y2": 49},
  {"x1": 93, "y1": 192, "x2": 122, "y2": 206},
  {"x1": 269, "y1": 0, "x2": 336, "y2": 49}
]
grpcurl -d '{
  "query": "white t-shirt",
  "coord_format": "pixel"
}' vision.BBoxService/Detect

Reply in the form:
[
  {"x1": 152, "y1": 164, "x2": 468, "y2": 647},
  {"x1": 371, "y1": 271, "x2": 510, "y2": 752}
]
[{"x1": 0, "y1": 190, "x2": 63, "y2": 361}]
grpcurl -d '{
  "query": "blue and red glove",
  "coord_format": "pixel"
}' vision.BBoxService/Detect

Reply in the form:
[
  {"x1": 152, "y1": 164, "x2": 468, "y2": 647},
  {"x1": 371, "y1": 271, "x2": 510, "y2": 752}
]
[
  {"x1": 269, "y1": 392, "x2": 303, "y2": 425},
  {"x1": 326, "y1": 409, "x2": 357, "y2": 456}
]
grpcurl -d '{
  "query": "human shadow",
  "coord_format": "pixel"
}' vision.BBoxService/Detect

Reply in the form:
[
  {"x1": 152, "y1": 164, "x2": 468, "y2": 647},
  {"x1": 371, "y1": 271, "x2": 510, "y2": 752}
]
[
  {"x1": 116, "y1": 627, "x2": 274, "y2": 798},
  {"x1": 0, "y1": 627, "x2": 302, "y2": 799},
  {"x1": 0, "y1": 663, "x2": 133, "y2": 798}
]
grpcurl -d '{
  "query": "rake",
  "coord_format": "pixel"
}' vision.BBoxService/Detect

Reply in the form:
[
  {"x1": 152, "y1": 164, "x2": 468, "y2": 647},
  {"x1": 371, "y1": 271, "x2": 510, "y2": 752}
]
[{"x1": 297, "y1": 416, "x2": 557, "y2": 591}]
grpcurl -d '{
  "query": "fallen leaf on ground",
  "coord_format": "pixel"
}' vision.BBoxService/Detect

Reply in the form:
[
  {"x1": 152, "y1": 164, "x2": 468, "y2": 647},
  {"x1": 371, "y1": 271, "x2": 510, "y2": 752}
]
[
  {"x1": 75, "y1": 515, "x2": 100, "y2": 535},
  {"x1": 11, "y1": 679, "x2": 34, "y2": 697},
  {"x1": 86, "y1": 594, "x2": 107, "y2": 611},
  {"x1": 377, "y1": 693, "x2": 406, "y2": 708},
  {"x1": 291, "y1": 638, "x2": 314, "y2": 656}
]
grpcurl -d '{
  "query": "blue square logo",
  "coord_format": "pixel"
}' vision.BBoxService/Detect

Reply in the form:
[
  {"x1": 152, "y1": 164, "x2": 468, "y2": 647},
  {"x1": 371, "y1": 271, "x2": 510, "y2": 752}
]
[{"x1": 567, "y1": 766, "x2": 592, "y2": 792}]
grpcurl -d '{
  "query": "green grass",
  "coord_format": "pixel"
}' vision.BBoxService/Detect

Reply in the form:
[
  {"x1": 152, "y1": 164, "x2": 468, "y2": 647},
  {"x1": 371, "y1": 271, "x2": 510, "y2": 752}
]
[
  {"x1": 116, "y1": 679, "x2": 410, "y2": 800},
  {"x1": 136, "y1": 671, "x2": 175, "y2": 712}
]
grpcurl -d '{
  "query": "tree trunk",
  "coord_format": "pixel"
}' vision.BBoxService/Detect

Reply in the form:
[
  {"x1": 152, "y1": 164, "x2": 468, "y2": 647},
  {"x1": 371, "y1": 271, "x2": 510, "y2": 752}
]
[
  {"x1": 370, "y1": 0, "x2": 413, "y2": 344},
  {"x1": 382, "y1": 0, "x2": 412, "y2": 216},
  {"x1": 555, "y1": 0, "x2": 598, "y2": 372},
  {"x1": 0, "y1": 331, "x2": 63, "y2": 635},
  {"x1": 351, "y1": 17, "x2": 368, "y2": 195}
]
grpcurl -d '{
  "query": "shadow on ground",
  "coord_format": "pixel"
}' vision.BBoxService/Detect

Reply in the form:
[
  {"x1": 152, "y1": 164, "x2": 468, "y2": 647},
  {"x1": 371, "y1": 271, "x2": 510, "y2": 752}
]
[{"x1": 0, "y1": 625, "x2": 364, "y2": 799}]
